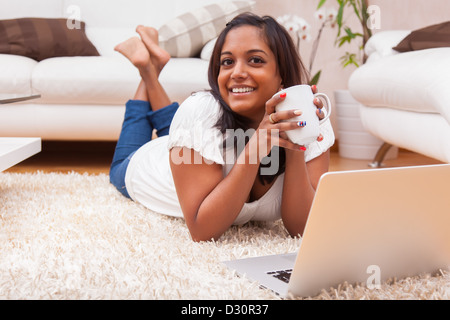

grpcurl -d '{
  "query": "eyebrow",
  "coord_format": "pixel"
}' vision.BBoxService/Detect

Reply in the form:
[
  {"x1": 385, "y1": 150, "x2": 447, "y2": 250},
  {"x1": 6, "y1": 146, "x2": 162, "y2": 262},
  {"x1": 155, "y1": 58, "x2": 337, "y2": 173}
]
[{"x1": 220, "y1": 49, "x2": 268, "y2": 56}]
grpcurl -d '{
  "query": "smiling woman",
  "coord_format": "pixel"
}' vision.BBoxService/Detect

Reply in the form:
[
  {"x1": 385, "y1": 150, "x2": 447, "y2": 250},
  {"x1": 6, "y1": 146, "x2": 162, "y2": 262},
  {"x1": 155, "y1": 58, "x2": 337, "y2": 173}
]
[
  {"x1": 209, "y1": 14, "x2": 308, "y2": 132},
  {"x1": 109, "y1": 13, "x2": 335, "y2": 242},
  {"x1": 216, "y1": 25, "x2": 282, "y2": 124}
]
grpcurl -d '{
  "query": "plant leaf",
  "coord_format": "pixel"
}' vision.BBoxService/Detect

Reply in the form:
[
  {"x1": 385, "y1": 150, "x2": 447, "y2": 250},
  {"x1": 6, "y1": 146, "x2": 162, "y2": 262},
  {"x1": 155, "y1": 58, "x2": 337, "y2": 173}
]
[
  {"x1": 338, "y1": 36, "x2": 350, "y2": 47},
  {"x1": 350, "y1": 0, "x2": 362, "y2": 21},
  {"x1": 344, "y1": 27, "x2": 355, "y2": 38},
  {"x1": 317, "y1": 0, "x2": 327, "y2": 9},
  {"x1": 336, "y1": 1, "x2": 345, "y2": 37},
  {"x1": 340, "y1": 52, "x2": 360, "y2": 68},
  {"x1": 309, "y1": 70, "x2": 322, "y2": 86}
]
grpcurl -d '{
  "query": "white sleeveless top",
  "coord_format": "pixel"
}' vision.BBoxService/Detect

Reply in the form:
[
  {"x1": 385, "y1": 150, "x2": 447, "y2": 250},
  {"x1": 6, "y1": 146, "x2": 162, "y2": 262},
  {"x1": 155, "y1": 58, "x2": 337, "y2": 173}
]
[{"x1": 125, "y1": 91, "x2": 335, "y2": 225}]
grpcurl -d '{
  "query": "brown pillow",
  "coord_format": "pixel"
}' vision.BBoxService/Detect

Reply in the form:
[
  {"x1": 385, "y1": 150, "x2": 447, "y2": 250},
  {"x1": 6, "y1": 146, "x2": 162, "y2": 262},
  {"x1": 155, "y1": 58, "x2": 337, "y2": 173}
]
[
  {"x1": 0, "y1": 17, "x2": 100, "y2": 61},
  {"x1": 393, "y1": 21, "x2": 450, "y2": 52}
]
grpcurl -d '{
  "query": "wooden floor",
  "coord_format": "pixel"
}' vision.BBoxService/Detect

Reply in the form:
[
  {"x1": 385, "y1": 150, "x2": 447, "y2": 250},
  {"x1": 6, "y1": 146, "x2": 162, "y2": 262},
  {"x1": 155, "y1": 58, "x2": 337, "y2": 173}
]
[{"x1": 4, "y1": 140, "x2": 445, "y2": 175}]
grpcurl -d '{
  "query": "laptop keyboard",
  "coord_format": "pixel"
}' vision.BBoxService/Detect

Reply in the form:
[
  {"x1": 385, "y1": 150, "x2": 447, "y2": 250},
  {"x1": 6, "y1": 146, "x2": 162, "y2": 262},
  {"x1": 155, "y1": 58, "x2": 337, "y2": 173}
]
[{"x1": 266, "y1": 269, "x2": 293, "y2": 283}]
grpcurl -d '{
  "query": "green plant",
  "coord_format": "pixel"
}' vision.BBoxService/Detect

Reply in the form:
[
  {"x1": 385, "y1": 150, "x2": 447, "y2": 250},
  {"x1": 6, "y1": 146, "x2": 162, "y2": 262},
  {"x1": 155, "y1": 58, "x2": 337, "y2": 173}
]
[{"x1": 317, "y1": 0, "x2": 373, "y2": 67}]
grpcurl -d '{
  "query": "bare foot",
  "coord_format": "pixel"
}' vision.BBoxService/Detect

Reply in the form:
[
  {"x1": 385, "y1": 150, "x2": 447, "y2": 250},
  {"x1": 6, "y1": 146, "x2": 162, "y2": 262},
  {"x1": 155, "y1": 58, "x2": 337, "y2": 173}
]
[
  {"x1": 136, "y1": 26, "x2": 171, "y2": 75},
  {"x1": 114, "y1": 37, "x2": 151, "y2": 69}
]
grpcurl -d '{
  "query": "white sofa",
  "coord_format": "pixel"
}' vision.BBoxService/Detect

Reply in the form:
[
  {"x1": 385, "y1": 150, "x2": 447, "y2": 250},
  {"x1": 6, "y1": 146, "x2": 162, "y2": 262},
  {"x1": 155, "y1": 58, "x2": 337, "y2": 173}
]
[
  {"x1": 0, "y1": 0, "x2": 253, "y2": 141},
  {"x1": 348, "y1": 30, "x2": 450, "y2": 165}
]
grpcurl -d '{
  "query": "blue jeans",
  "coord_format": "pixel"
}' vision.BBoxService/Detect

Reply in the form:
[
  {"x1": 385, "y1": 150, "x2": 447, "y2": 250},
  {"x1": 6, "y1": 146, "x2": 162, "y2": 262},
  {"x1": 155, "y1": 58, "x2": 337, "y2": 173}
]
[{"x1": 109, "y1": 99, "x2": 179, "y2": 198}]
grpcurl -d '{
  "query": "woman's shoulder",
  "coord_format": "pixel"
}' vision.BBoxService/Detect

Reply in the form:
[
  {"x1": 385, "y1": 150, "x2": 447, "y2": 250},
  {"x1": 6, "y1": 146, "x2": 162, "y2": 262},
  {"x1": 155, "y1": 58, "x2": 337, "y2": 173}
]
[
  {"x1": 179, "y1": 91, "x2": 221, "y2": 114},
  {"x1": 168, "y1": 91, "x2": 225, "y2": 165},
  {"x1": 172, "y1": 91, "x2": 222, "y2": 126}
]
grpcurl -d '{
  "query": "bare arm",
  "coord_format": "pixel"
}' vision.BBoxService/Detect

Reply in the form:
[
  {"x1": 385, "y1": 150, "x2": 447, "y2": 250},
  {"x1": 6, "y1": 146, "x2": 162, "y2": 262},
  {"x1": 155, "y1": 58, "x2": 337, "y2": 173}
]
[
  {"x1": 266, "y1": 85, "x2": 330, "y2": 237},
  {"x1": 281, "y1": 149, "x2": 330, "y2": 237},
  {"x1": 170, "y1": 137, "x2": 261, "y2": 242}
]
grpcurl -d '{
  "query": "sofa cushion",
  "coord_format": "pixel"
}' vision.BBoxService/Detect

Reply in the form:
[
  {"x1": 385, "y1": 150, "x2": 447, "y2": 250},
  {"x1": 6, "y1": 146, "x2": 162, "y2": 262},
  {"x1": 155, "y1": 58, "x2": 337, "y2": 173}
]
[
  {"x1": 85, "y1": 27, "x2": 138, "y2": 57},
  {"x1": 200, "y1": 37, "x2": 217, "y2": 60},
  {"x1": 31, "y1": 56, "x2": 138, "y2": 105},
  {"x1": 0, "y1": 18, "x2": 99, "y2": 61},
  {"x1": 31, "y1": 56, "x2": 210, "y2": 105},
  {"x1": 393, "y1": 21, "x2": 450, "y2": 53},
  {"x1": 0, "y1": 54, "x2": 37, "y2": 94},
  {"x1": 359, "y1": 105, "x2": 450, "y2": 163},
  {"x1": 158, "y1": 58, "x2": 211, "y2": 103},
  {"x1": 158, "y1": 0, "x2": 254, "y2": 57},
  {"x1": 364, "y1": 30, "x2": 410, "y2": 59},
  {"x1": 349, "y1": 48, "x2": 450, "y2": 124}
]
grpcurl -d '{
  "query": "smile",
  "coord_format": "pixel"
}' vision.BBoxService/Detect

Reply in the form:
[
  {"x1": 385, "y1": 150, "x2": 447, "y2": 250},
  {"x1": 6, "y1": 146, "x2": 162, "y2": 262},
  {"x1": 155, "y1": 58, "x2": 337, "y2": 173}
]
[{"x1": 231, "y1": 87, "x2": 255, "y2": 93}]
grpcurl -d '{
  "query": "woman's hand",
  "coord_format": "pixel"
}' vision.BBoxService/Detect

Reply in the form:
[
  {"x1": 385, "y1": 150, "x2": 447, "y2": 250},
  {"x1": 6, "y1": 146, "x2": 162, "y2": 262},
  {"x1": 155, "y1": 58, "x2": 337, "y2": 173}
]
[
  {"x1": 260, "y1": 85, "x2": 325, "y2": 154},
  {"x1": 257, "y1": 91, "x2": 305, "y2": 157},
  {"x1": 311, "y1": 85, "x2": 324, "y2": 142}
]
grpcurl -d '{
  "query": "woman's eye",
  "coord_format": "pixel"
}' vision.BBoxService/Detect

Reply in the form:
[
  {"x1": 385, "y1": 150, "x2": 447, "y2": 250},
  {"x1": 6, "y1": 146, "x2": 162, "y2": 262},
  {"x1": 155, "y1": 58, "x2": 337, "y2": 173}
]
[
  {"x1": 220, "y1": 58, "x2": 233, "y2": 66},
  {"x1": 249, "y1": 57, "x2": 264, "y2": 64}
]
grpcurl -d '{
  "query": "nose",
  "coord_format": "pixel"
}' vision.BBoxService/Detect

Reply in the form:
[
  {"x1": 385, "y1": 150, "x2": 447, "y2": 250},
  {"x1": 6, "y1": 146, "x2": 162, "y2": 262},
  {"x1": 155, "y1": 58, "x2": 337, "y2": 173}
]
[{"x1": 231, "y1": 60, "x2": 248, "y2": 80}]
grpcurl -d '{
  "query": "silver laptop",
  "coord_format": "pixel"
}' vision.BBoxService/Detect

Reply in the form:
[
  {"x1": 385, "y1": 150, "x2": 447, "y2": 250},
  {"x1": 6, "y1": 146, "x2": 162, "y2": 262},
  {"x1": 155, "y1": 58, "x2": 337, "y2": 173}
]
[{"x1": 224, "y1": 164, "x2": 450, "y2": 298}]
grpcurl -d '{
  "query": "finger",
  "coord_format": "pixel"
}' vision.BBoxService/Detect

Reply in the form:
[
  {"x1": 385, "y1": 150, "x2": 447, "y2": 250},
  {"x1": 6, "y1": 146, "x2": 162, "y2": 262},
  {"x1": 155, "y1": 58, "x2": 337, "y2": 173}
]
[
  {"x1": 278, "y1": 138, "x2": 307, "y2": 152},
  {"x1": 272, "y1": 119, "x2": 307, "y2": 132},
  {"x1": 314, "y1": 97, "x2": 325, "y2": 120},
  {"x1": 273, "y1": 128, "x2": 307, "y2": 151},
  {"x1": 266, "y1": 91, "x2": 286, "y2": 115},
  {"x1": 311, "y1": 85, "x2": 318, "y2": 94},
  {"x1": 269, "y1": 109, "x2": 302, "y2": 124},
  {"x1": 279, "y1": 131, "x2": 289, "y2": 140},
  {"x1": 316, "y1": 108, "x2": 325, "y2": 120},
  {"x1": 313, "y1": 97, "x2": 324, "y2": 109}
]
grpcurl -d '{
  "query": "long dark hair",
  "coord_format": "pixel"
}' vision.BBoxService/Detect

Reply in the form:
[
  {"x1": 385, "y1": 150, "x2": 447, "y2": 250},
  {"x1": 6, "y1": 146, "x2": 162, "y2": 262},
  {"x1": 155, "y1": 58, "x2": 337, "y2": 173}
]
[{"x1": 208, "y1": 13, "x2": 309, "y2": 184}]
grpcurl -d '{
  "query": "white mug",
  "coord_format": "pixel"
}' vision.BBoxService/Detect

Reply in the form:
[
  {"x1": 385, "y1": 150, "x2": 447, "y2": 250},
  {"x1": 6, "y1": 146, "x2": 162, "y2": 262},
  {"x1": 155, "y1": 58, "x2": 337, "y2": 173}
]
[{"x1": 273, "y1": 85, "x2": 332, "y2": 145}]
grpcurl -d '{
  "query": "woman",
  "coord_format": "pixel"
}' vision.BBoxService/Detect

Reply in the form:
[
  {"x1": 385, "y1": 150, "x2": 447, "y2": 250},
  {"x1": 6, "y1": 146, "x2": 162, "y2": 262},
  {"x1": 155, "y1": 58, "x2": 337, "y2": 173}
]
[{"x1": 110, "y1": 13, "x2": 335, "y2": 242}]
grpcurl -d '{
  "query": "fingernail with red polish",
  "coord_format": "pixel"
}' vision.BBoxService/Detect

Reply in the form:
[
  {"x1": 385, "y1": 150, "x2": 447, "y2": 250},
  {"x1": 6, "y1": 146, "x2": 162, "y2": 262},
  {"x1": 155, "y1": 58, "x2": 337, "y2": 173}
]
[
  {"x1": 311, "y1": 85, "x2": 317, "y2": 91},
  {"x1": 300, "y1": 146, "x2": 307, "y2": 151},
  {"x1": 280, "y1": 92, "x2": 287, "y2": 98}
]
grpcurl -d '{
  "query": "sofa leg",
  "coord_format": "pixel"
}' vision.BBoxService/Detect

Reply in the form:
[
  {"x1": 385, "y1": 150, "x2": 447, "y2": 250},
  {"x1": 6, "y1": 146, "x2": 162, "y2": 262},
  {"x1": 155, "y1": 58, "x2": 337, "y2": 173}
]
[{"x1": 369, "y1": 142, "x2": 393, "y2": 168}]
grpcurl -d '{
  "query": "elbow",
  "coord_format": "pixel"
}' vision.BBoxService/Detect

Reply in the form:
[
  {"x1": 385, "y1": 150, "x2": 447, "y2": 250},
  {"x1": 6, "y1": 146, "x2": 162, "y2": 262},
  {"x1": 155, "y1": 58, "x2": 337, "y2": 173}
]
[
  {"x1": 185, "y1": 212, "x2": 224, "y2": 242},
  {"x1": 285, "y1": 225, "x2": 305, "y2": 239},
  {"x1": 190, "y1": 233, "x2": 220, "y2": 243},
  {"x1": 282, "y1": 210, "x2": 309, "y2": 238},
  {"x1": 191, "y1": 236, "x2": 215, "y2": 243},
  {"x1": 187, "y1": 224, "x2": 221, "y2": 242}
]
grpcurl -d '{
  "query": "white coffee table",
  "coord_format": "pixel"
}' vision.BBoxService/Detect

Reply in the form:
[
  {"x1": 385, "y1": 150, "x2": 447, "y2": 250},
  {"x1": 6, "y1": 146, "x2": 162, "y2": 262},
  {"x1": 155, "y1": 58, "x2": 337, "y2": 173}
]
[
  {"x1": 0, "y1": 137, "x2": 42, "y2": 172},
  {"x1": 0, "y1": 94, "x2": 42, "y2": 172}
]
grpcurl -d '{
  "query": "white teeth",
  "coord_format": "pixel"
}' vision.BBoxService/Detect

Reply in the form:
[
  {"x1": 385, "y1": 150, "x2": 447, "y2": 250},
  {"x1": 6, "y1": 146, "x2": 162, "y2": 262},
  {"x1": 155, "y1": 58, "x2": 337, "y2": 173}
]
[{"x1": 232, "y1": 87, "x2": 254, "y2": 93}]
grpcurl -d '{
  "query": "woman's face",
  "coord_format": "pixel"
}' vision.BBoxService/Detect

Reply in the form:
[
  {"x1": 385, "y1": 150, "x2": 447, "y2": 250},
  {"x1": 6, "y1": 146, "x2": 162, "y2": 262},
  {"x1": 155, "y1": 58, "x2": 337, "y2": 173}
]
[{"x1": 218, "y1": 25, "x2": 282, "y2": 127}]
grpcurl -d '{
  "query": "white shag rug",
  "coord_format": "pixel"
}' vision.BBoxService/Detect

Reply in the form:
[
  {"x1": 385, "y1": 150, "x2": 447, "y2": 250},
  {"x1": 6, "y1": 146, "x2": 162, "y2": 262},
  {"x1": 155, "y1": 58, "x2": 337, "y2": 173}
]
[{"x1": 0, "y1": 171, "x2": 449, "y2": 300}]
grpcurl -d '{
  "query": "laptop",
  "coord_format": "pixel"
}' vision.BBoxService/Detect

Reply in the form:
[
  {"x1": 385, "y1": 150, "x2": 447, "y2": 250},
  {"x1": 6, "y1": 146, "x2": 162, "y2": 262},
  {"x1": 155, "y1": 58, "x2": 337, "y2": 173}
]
[{"x1": 224, "y1": 164, "x2": 450, "y2": 298}]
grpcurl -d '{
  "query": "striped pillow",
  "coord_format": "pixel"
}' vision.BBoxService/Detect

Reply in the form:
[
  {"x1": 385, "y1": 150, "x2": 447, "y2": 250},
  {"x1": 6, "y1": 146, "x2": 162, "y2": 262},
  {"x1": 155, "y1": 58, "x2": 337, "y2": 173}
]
[
  {"x1": 0, "y1": 18, "x2": 99, "y2": 61},
  {"x1": 158, "y1": 1, "x2": 255, "y2": 58}
]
